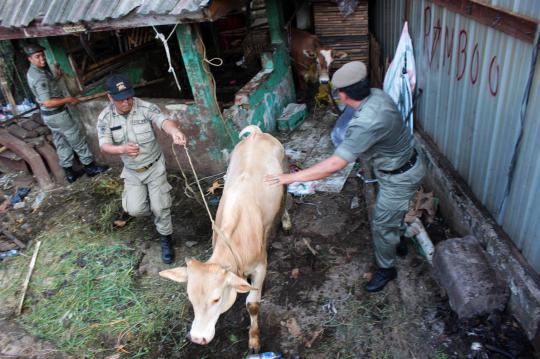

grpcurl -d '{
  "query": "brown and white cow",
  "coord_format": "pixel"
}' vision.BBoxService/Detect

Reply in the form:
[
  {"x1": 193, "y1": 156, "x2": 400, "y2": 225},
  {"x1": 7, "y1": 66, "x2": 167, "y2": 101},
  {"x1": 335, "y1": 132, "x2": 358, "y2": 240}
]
[
  {"x1": 159, "y1": 125, "x2": 289, "y2": 353},
  {"x1": 289, "y1": 28, "x2": 348, "y2": 88}
]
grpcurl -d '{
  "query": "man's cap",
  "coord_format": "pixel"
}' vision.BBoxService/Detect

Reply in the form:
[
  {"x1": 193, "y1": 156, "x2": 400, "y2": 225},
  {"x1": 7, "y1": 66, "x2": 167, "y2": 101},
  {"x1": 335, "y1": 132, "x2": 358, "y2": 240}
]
[
  {"x1": 331, "y1": 61, "x2": 368, "y2": 89},
  {"x1": 106, "y1": 74, "x2": 135, "y2": 101},
  {"x1": 24, "y1": 44, "x2": 45, "y2": 56}
]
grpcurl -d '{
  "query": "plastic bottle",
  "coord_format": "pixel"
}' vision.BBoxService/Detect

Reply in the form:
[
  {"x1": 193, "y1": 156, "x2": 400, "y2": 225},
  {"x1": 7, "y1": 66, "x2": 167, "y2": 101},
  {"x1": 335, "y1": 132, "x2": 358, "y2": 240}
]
[
  {"x1": 245, "y1": 353, "x2": 282, "y2": 359},
  {"x1": 406, "y1": 218, "x2": 434, "y2": 262},
  {"x1": 0, "y1": 249, "x2": 19, "y2": 258}
]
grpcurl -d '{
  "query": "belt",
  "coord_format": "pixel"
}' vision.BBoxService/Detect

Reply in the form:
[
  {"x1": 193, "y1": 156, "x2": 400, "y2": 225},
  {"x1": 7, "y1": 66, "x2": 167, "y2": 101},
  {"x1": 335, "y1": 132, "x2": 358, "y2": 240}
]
[
  {"x1": 132, "y1": 156, "x2": 161, "y2": 173},
  {"x1": 40, "y1": 106, "x2": 66, "y2": 116},
  {"x1": 379, "y1": 150, "x2": 418, "y2": 175}
]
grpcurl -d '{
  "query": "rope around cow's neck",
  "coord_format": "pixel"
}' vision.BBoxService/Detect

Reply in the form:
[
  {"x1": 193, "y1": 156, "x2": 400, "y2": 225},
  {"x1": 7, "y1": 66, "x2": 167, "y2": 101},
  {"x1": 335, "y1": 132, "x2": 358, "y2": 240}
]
[{"x1": 172, "y1": 144, "x2": 242, "y2": 273}]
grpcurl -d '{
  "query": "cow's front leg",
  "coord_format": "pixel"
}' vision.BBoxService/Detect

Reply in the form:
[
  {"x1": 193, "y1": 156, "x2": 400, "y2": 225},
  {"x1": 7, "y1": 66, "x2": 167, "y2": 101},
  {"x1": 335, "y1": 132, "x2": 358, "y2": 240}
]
[{"x1": 246, "y1": 263, "x2": 266, "y2": 353}]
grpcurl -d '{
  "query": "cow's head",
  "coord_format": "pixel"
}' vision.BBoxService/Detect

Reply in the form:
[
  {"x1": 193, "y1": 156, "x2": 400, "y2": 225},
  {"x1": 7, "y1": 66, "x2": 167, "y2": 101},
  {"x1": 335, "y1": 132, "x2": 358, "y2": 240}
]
[
  {"x1": 159, "y1": 259, "x2": 254, "y2": 345},
  {"x1": 303, "y1": 46, "x2": 348, "y2": 84}
]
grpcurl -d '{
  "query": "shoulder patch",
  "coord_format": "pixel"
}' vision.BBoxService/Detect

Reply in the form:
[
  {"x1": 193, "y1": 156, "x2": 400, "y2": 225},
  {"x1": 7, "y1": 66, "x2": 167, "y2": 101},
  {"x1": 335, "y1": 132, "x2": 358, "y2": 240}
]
[{"x1": 148, "y1": 104, "x2": 161, "y2": 114}]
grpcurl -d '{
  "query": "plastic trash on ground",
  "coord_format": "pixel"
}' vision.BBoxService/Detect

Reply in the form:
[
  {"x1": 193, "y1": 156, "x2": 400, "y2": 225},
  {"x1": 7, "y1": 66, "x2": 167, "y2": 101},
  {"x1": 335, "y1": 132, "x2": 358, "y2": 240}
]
[
  {"x1": 0, "y1": 249, "x2": 19, "y2": 258},
  {"x1": 9, "y1": 187, "x2": 31, "y2": 206},
  {"x1": 405, "y1": 218, "x2": 435, "y2": 262},
  {"x1": 32, "y1": 191, "x2": 47, "y2": 210},
  {"x1": 287, "y1": 181, "x2": 317, "y2": 196},
  {"x1": 246, "y1": 352, "x2": 282, "y2": 359}
]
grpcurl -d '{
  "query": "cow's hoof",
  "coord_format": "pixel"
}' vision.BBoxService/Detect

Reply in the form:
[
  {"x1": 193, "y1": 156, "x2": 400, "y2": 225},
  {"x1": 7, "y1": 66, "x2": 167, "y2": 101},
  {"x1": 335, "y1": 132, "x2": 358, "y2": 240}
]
[
  {"x1": 248, "y1": 345, "x2": 260, "y2": 355},
  {"x1": 248, "y1": 328, "x2": 261, "y2": 354}
]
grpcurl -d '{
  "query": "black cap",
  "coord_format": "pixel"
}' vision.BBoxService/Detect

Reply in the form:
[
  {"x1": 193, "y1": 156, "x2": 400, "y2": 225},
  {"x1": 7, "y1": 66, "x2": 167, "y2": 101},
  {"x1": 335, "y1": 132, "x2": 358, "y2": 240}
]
[
  {"x1": 24, "y1": 44, "x2": 45, "y2": 56},
  {"x1": 106, "y1": 74, "x2": 135, "y2": 101}
]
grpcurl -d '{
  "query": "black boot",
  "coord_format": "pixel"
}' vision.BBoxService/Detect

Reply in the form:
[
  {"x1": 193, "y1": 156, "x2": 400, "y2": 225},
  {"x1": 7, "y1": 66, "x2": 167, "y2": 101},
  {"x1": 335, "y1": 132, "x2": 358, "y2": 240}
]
[
  {"x1": 159, "y1": 234, "x2": 175, "y2": 264},
  {"x1": 84, "y1": 162, "x2": 109, "y2": 177},
  {"x1": 396, "y1": 237, "x2": 408, "y2": 258},
  {"x1": 364, "y1": 267, "x2": 397, "y2": 292},
  {"x1": 63, "y1": 166, "x2": 84, "y2": 183}
]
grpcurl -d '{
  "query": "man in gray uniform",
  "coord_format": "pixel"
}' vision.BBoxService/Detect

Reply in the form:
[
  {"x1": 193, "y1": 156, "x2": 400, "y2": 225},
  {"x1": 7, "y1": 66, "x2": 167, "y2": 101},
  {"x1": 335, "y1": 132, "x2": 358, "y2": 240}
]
[
  {"x1": 265, "y1": 61, "x2": 425, "y2": 292},
  {"x1": 25, "y1": 44, "x2": 108, "y2": 183},
  {"x1": 97, "y1": 74, "x2": 186, "y2": 264}
]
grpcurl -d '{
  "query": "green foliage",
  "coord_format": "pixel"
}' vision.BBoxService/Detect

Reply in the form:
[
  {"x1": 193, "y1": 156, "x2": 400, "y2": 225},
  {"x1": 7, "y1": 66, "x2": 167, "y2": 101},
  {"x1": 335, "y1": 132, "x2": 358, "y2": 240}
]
[{"x1": 1, "y1": 223, "x2": 189, "y2": 357}]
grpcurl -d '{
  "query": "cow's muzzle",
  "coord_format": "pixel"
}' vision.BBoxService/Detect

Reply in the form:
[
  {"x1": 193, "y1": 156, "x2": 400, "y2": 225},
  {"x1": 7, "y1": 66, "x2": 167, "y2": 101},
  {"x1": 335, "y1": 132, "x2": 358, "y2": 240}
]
[{"x1": 188, "y1": 332, "x2": 210, "y2": 345}]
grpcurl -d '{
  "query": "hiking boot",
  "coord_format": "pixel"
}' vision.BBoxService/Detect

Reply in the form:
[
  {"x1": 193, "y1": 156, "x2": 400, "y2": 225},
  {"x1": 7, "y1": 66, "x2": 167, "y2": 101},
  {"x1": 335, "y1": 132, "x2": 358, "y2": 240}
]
[
  {"x1": 364, "y1": 267, "x2": 397, "y2": 292},
  {"x1": 159, "y1": 234, "x2": 175, "y2": 264},
  {"x1": 396, "y1": 237, "x2": 408, "y2": 258},
  {"x1": 63, "y1": 166, "x2": 84, "y2": 183},
  {"x1": 84, "y1": 162, "x2": 109, "y2": 177}
]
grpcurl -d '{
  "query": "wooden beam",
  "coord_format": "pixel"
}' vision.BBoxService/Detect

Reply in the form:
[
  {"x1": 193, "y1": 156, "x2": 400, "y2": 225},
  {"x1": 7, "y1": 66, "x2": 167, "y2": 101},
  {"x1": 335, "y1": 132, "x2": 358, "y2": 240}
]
[
  {"x1": 0, "y1": 67, "x2": 18, "y2": 115},
  {"x1": 430, "y1": 0, "x2": 538, "y2": 45}
]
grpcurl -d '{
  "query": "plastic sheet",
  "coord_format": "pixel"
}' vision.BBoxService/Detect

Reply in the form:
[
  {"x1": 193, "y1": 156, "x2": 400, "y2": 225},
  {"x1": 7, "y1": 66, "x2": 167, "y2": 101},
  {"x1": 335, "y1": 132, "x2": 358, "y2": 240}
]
[
  {"x1": 337, "y1": 0, "x2": 359, "y2": 17},
  {"x1": 383, "y1": 22, "x2": 416, "y2": 133},
  {"x1": 331, "y1": 105, "x2": 356, "y2": 147}
]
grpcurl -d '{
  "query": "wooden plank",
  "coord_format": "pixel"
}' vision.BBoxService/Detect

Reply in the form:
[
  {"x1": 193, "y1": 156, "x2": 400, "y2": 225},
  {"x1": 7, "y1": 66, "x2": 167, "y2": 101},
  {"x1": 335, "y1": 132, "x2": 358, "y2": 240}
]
[
  {"x1": 430, "y1": 0, "x2": 538, "y2": 45},
  {"x1": 0, "y1": 66, "x2": 18, "y2": 115}
]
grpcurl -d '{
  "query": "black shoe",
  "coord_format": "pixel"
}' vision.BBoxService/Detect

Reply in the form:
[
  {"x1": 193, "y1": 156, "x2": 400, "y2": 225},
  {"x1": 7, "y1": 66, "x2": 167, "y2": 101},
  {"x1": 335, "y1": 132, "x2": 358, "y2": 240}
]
[
  {"x1": 396, "y1": 237, "x2": 408, "y2": 258},
  {"x1": 364, "y1": 267, "x2": 397, "y2": 292},
  {"x1": 84, "y1": 162, "x2": 109, "y2": 177},
  {"x1": 159, "y1": 234, "x2": 175, "y2": 264},
  {"x1": 63, "y1": 166, "x2": 84, "y2": 183}
]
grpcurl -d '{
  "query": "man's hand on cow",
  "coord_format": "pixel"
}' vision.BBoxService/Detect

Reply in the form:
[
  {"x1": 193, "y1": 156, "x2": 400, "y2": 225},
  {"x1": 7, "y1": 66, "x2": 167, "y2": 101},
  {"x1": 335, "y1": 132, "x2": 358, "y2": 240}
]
[
  {"x1": 124, "y1": 143, "x2": 140, "y2": 157},
  {"x1": 264, "y1": 173, "x2": 289, "y2": 187},
  {"x1": 171, "y1": 130, "x2": 186, "y2": 146}
]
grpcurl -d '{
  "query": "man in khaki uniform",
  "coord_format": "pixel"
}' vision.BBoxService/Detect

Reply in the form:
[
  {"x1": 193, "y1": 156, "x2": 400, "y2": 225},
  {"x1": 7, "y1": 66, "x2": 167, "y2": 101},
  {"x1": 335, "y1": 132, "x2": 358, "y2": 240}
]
[
  {"x1": 25, "y1": 44, "x2": 108, "y2": 183},
  {"x1": 97, "y1": 74, "x2": 186, "y2": 264},
  {"x1": 265, "y1": 61, "x2": 425, "y2": 292}
]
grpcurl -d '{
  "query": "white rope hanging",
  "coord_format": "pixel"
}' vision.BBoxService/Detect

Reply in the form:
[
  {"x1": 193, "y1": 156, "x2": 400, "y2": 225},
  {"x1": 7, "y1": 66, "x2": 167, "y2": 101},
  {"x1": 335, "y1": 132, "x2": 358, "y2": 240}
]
[{"x1": 152, "y1": 24, "x2": 182, "y2": 93}]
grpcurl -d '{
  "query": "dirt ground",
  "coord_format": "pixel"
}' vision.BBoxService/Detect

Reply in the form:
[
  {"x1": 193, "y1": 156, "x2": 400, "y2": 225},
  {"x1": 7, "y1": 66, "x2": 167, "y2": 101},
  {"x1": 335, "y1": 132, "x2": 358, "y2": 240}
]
[{"x1": 0, "y1": 110, "x2": 537, "y2": 358}]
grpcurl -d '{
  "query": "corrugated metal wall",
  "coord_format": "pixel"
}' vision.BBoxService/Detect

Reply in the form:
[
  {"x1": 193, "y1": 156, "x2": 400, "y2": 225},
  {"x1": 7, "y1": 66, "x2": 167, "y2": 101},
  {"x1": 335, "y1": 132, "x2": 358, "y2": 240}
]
[
  {"x1": 370, "y1": 0, "x2": 540, "y2": 273},
  {"x1": 371, "y1": 0, "x2": 406, "y2": 61}
]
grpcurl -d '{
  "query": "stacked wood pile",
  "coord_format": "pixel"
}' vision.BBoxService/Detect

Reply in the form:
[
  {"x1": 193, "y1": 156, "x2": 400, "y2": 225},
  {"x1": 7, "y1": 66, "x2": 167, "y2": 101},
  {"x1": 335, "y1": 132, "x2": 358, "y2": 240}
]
[
  {"x1": 313, "y1": 0, "x2": 369, "y2": 72},
  {"x1": 0, "y1": 113, "x2": 63, "y2": 189}
]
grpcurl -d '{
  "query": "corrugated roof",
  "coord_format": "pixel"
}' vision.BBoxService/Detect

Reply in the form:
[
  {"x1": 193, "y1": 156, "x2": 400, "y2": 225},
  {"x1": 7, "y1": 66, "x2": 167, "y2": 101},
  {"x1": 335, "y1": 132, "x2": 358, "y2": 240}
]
[{"x1": 0, "y1": 0, "x2": 210, "y2": 28}]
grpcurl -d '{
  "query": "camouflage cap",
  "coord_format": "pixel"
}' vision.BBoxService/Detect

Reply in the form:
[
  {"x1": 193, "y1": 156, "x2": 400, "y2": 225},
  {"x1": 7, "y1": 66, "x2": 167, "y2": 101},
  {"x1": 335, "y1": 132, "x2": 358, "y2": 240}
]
[
  {"x1": 24, "y1": 44, "x2": 45, "y2": 56},
  {"x1": 331, "y1": 61, "x2": 368, "y2": 89}
]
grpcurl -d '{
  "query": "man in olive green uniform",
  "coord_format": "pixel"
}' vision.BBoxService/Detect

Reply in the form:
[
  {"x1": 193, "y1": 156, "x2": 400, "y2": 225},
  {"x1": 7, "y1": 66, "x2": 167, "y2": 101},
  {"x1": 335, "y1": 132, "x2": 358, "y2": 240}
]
[
  {"x1": 25, "y1": 44, "x2": 107, "y2": 183},
  {"x1": 97, "y1": 74, "x2": 186, "y2": 264},
  {"x1": 265, "y1": 61, "x2": 425, "y2": 292}
]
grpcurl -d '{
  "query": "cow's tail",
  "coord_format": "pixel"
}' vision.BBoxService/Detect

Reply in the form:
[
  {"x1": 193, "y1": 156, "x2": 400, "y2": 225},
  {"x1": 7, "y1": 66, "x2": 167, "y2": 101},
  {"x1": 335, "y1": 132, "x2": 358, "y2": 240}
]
[{"x1": 239, "y1": 125, "x2": 262, "y2": 139}]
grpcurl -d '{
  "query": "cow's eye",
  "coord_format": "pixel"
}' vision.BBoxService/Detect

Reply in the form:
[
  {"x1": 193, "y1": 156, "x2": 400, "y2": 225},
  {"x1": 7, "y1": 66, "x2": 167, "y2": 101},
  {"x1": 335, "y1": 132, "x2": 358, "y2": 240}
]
[{"x1": 212, "y1": 297, "x2": 221, "y2": 304}]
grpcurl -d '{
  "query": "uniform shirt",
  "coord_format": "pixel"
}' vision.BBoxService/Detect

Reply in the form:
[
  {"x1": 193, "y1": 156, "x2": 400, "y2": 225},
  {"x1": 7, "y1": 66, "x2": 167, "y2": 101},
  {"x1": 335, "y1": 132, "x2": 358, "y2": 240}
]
[
  {"x1": 334, "y1": 88, "x2": 414, "y2": 172},
  {"x1": 26, "y1": 64, "x2": 64, "y2": 111},
  {"x1": 97, "y1": 97, "x2": 167, "y2": 170}
]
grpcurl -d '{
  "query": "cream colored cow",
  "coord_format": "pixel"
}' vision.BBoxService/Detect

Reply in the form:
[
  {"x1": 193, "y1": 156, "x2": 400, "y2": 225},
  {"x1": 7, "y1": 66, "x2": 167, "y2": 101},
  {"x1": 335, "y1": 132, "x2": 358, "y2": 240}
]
[{"x1": 160, "y1": 125, "x2": 290, "y2": 353}]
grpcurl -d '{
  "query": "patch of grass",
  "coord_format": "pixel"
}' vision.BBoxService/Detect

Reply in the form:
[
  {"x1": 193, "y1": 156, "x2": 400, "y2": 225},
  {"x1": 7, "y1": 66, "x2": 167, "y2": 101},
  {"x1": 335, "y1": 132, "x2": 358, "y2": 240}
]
[
  {"x1": 309, "y1": 290, "x2": 415, "y2": 359},
  {"x1": 1, "y1": 223, "x2": 189, "y2": 357},
  {"x1": 433, "y1": 348, "x2": 449, "y2": 359}
]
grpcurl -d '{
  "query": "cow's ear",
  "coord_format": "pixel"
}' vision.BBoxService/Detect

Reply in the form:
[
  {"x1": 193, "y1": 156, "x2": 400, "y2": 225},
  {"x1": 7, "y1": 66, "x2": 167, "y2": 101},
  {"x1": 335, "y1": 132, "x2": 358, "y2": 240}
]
[
  {"x1": 226, "y1": 271, "x2": 256, "y2": 293},
  {"x1": 159, "y1": 267, "x2": 188, "y2": 283},
  {"x1": 334, "y1": 51, "x2": 348, "y2": 59},
  {"x1": 302, "y1": 49, "x2": 316, "y2": 59}
]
